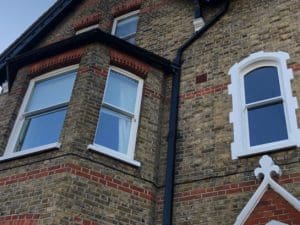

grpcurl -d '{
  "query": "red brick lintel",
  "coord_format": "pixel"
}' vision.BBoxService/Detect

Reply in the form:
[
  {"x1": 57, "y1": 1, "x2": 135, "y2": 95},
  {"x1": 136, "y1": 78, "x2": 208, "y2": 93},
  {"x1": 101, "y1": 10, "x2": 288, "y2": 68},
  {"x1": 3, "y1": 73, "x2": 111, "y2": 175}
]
[
  {"x1": 112, "y1": 0, "x2": 142, "y2": 17},
  {"x1": 27, "y1": 48, "x2": 85, "y2": 76},
  {"x1": 110, "y1": 49, "x2": 150, "y2": 78},
  {"x1": 73, "y1": 13, "x2": 101, "y2": 31},
  {"x1": 0, "y1": 163, "x2": 154, "y2": 202}
]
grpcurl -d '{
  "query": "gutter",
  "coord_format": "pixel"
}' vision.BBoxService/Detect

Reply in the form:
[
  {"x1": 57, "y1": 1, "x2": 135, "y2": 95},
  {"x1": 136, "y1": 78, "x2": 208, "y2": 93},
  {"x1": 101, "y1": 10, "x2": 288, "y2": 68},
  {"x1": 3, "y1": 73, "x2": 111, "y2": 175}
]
[
  {"x1": 163, "y1": 1, "x2": 230, "y2": 224},
  {"x1": 3, "y1": 29, "x2": 173, "y2": 90}
]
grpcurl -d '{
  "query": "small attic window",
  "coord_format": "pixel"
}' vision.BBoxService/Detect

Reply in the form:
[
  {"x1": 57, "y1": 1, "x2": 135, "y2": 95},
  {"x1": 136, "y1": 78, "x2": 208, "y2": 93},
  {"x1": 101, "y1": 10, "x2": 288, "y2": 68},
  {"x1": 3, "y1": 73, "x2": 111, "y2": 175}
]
[{"x1": 112, "y1": 10, "x2": 139, "y2": 44}]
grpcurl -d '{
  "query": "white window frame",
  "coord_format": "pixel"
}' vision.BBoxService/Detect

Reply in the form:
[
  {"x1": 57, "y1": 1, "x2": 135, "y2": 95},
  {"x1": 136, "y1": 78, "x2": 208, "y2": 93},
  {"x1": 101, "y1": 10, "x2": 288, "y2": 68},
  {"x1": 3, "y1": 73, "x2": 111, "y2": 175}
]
[
  {"x1": 0, "y1": 80, "x2": 8, "y2": 95},
  {"x1": 228, "y1": 51, "x2": 300, "y2": 159},
  {"x1": 0, "y1": 65, "x2": 78, "y2": 162},
  {"x1": 88, "y1": 66, "x2": 143, "y2": 167},
  {"x1": 111, "y1": 10, "x2": 139, "y2": 43}
]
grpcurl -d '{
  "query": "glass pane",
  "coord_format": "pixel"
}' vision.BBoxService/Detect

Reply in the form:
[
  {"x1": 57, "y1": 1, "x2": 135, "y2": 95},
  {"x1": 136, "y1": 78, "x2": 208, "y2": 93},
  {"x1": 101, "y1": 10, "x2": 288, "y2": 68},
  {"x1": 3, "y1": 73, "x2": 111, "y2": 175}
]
[
  {"x1": 17, "y1": 109, "x2": 67, "y2": 151},
  {"x1": 104, "y1": 70, "x2": 138, "y2": 113},
  {"x1": 115, "y1": 15, "x2": 138, "y2": 39},
  {"x1": 244, "y1": 67, "x2": 281, "y2": 104},
  {"x1": 27, "y1": 72, "x2": 76, "y2": 112},
  {"x1": 248, "y1": 102, "x2": 288, "y2": 146},
  {"x1": 94, "y1": 108, "x2": 131, "y2": 154}
]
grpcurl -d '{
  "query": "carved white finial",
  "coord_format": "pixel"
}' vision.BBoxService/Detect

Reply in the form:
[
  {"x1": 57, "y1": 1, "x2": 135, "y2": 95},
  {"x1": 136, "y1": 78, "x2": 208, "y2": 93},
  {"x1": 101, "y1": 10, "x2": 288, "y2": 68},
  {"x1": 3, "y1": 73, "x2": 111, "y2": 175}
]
[{"x1": 254, "y1": 155, "x2": 282, "y2": 180}]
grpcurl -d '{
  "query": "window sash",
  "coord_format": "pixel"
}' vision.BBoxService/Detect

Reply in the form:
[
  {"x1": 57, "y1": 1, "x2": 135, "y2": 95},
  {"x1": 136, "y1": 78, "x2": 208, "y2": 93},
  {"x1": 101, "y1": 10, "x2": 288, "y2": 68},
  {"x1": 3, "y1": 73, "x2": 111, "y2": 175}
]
[
  {"x1": 228, "y1": 52, "x2": 300, "y2": 159},
  {"x1": 102, "y1": 102, "x2": 135, "y2": 119},
  {"x1": 112, "y1": 10, "x2": 139, "y2": 44},
  {"x1": 245, "y1": 96, "x2": 283, "y2": 110},
  {"x1": 241, "y1": 65, "x2": 289, "y2": 148},
  {"x1": 3, "y1": 65, "x2": 78, "y2": 157},
  {"x1": 246, "y1": 101, "x2": 288, "y2": 147},
  {"x1": 92, "y1": 66, "x2": 143, "y2": 159},
  {"x1": 16, "y1": 107, "x2": 67, "y2": 152}
]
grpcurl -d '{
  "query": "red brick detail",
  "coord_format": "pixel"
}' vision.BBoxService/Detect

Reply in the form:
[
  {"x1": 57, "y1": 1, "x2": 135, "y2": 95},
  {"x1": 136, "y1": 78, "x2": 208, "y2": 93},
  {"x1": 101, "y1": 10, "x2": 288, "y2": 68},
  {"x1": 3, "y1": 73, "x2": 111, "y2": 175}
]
[
  {"x1": 28, "y1": 48, "x2": 85, "y2": 76},
  {"x1": 290, "y1": 63, "x2": 300, "y2": 72},
  {"x1": 245, "y1": 190, "x2": 300, "y2": 225},
  {"x1": 180, "y1": 82, "x2": 229, "y2": 100},
  {"x1": 196, "y1": 73, "x2": 208, "y2": 84},
  {"x1": 112, "y1": 0, "x2": 142, "y2": 17},
  {"x1": 78, "y1": 65, "x2": 108, "y2": 77},
  {"x1": 0, "y1": 163, "x2": 154, "y2": 202},
  {"x1": 73, "y1": 13, "x2": 101, "y2": 31},
  {"x1": 164, "y1": 173, "x2": 300, "y2": 204},
  {"x1": 110, "y1": 49, "x2": 150, "y2": 78},
  {"x1": 0, "y1": 214, "x2": 39, "y2": 225}
]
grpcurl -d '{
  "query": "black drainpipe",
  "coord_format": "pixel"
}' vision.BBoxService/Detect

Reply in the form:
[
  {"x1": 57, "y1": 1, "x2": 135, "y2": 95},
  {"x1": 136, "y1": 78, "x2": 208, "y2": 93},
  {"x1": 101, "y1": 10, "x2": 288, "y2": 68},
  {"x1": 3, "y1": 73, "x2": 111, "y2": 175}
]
[{"x1": 162, "y1": 1, "x2": 230, "y2": 225}]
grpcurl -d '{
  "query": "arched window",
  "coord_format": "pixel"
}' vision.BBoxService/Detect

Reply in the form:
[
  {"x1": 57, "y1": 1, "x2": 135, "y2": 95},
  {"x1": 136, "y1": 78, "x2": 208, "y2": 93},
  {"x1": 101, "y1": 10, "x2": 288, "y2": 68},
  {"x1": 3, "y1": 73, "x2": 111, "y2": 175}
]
[{"x1": 228, "y1": 52, "x2": 300, "y2": 159}]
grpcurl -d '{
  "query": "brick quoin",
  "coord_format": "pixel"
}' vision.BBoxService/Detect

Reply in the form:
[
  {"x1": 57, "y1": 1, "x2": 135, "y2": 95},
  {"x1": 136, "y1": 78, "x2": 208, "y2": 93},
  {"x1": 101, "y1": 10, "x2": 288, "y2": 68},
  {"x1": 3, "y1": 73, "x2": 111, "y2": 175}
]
[
  {"x1": 112, "y1": 0, "x2": 142, "y2": 17},
  {"x1": 0, "y1": 214, "x2": 39, "y2": 225},
  {"x1": 73, "y1": 13, "x2": 101, "y2": 31},
  {"x1": 27, "y1": 48, "x2": 85, "y2": 76},
  {"x1": 245, "y1": 190, "x2": 300, "y2": 225},
  {"x1": 110, "y1": 49, "x2": 150, "y2": 78},
  {"x1": 0, "y1": 163, "x2": 154, "y2": 202}
]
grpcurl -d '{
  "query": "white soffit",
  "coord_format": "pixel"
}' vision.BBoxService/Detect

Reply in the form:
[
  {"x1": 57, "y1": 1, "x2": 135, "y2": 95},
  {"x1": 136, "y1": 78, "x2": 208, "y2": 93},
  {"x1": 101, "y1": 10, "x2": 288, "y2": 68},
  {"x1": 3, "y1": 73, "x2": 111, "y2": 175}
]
[{"x1": 234, "y1": 155, "x2": 300, "y2": 225}]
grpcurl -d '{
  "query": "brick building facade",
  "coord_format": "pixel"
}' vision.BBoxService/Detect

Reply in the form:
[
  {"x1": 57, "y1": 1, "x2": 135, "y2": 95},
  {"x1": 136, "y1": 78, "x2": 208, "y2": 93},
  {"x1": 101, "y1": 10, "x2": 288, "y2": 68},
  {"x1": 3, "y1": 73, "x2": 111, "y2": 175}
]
[{"x1": 0, "y1": 0, "x2": 299, "y2": 224}]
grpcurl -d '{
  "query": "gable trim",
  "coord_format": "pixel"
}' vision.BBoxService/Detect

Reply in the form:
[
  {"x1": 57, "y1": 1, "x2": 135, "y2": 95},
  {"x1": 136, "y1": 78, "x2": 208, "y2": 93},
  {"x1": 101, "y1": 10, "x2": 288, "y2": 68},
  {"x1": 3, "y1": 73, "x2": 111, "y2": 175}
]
[{"x1": 234, "y1": 155, "x2": 300, "y2": 225}]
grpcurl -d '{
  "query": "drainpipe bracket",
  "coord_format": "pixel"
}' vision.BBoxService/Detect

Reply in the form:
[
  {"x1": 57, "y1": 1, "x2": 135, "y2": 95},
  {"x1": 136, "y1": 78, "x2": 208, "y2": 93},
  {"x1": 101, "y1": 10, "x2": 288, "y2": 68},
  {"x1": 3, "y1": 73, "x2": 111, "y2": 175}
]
[{"x1": 193, "y1": 17, "x2": 205, "y2": 32}]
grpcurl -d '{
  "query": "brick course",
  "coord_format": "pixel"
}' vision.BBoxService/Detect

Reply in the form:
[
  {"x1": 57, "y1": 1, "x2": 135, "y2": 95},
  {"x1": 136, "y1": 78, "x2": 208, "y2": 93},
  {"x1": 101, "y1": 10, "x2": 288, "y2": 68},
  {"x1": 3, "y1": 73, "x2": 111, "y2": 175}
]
[{"x1": 0, "y1": 0, "x2": 300, "y2": 224}]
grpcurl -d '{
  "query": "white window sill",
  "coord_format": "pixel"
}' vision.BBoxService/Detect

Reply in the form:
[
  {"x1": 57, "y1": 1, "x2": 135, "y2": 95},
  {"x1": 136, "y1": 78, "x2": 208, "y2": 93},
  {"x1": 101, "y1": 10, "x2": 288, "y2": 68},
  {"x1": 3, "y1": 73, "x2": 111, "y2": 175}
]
[
  {"x1": 87, "y1": 144, "x2": 141, "y2": 167},
  {"x1": 233, "y1": 139, "x2": 298, "y2": 159},
  {"x1": 0, "y1": 143, "x2": 61, "y2": 162},
  {"x1": 75, "y1": 24, "x2": 99, "y2": 35}
]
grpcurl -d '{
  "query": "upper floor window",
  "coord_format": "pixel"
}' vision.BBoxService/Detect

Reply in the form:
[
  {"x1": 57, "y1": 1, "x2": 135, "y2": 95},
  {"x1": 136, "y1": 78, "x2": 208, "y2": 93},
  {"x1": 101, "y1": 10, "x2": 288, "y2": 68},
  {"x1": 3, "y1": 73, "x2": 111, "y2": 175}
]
[
  {"x1": 88, "y1": 66, "x2": 143, "y2": 166},
  {"x1": 2, "y1": 65, "x2": 77, "y2": 160},
  {"x1": 112, "y1": 10, "x2": 139, "y2": 44},
  {"x1": 228, "y1": 52, "x2": 300, "y2": 159}
]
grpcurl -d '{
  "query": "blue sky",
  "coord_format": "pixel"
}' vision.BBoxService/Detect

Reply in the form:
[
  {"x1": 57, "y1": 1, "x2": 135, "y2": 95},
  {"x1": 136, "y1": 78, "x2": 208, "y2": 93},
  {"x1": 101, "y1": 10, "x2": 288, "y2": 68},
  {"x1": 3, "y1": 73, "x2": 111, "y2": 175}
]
[{"x1": 0, "y1": 0, "x2": 56, "y2": 54}]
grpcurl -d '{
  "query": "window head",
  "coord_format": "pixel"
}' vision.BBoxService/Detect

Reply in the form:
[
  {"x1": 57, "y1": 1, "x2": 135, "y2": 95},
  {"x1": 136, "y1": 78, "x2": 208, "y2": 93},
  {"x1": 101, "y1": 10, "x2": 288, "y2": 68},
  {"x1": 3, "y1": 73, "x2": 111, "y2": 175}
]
[
  {"x1": 228, "y1": 52, "x2": 300, "y2": 159},
  {"x1": 112, "y1": 11, "x2": 139, "y2": 44}
]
